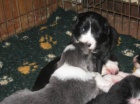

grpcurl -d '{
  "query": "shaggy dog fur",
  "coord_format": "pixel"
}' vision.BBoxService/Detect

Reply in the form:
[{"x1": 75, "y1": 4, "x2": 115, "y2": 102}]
[
  {"x1": 87, "y1": 55, "x2": 140, "y2": 104},
  {"x1": 1, "y1": 43, "x2": 105, "y2": 104},
  {"x1": 87, "y1": 75, "x2": 140, "y2": 104},
  {"x1": 72, "y1": 11, "x2": 119, "y2": 75},
  {"x1": 32, "y1": 11, "x2": 119, "y2": 91}
]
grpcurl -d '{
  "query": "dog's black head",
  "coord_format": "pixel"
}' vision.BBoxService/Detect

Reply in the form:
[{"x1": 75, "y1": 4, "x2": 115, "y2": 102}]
[
  {"x1": 72, "y1": 12, "x2": 119, "y2": 74},
  {"x1": 72, "y1": 12, "x2": 118, "y2": 53}
]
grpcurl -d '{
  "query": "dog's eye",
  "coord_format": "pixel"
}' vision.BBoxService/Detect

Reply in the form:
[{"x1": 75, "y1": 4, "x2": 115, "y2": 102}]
[{"x1": 81, "y1": 28, "x2": 85, "y2": 33}]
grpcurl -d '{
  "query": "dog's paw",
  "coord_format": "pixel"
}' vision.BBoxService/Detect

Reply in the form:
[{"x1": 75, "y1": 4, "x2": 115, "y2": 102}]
[
  {"x1": 102, "y1": 60, "x2": 119, "y2": 75},
  {"x1": 98, "y1": 80, "x2": 113, "y2": 92},
  {"x1": 103, "y1": 74, "x2": 124, "y2": 84},
  {"x1": 95, "y1": 73, "x2": 113, "y2": 92},
  {"x1": 117, "y1": 71, "x2": 129, "y2": 78}
]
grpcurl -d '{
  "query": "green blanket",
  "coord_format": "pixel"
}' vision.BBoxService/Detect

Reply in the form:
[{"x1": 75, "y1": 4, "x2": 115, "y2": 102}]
[{"x1": 0, "y1": 7, "x2": 140, "y2": 101}]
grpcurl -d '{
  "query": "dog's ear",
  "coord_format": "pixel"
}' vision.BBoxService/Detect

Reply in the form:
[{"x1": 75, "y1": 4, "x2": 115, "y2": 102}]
[
  {"x1": 77, "y1": 13, "x2": 84, "y2": 18},
  {"x1": 104, "y1": 22, "x2": 110, "y2": 35},
  {"x1": 104, "y1": 22, "x2": 119, "y2": 50},
  {"x1": 72, "y1": 13, "x2": 84, "y2": 30}
]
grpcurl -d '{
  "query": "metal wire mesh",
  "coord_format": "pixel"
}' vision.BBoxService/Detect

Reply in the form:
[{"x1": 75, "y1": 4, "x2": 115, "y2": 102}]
[{"x1": 0, "y1": 0, "x2": 140, "y2": 40}]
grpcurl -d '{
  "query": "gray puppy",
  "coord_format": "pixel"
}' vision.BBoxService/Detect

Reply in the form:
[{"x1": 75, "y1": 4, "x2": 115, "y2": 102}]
[{"x1": 1, "y1": 43, "x2": 102, "y2": 104}]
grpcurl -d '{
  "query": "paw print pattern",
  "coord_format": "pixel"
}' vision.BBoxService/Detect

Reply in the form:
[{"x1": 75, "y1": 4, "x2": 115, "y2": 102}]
[
  {"x1": 117, "y1": 37, "x2": 121, "y2": 46},
  {"x1": 50, "y1": 21, "x2": 58, "y2": 27},
  {"x1": 121, "y1": 49, "x2": 134, "y2": 57},
  {"x1": 43, "y1": 54, "x2": 56, "y2": 62},
  {"x1": 134, "y1": 43, "x2": 140, "y2": 49},
  {"x1": 73, "y1": 16, "x2": 77, "y2": 21},
  {"x1": 21, "y1": 36, "x2": 29, "y2": 40},
  {"x1": 2, "y1": 42, "x2": 11, "y2": 48},
  {"x1": 39, "y1": 26, "x2": 47, "y2": 31},
  {"x1": 132, "y1": 67, "x2": 136, "y2": 72},
  {"x1": 39, "y1": 35, "x2": 57, "y2": 50},
  {"x1": 0, "y1": 76, "x2": 13, "y2": 86},
  {"x1": 50, "y1": 16, "x2": 61, "y2": 27},
  {"x1": 18, "y1": 62, "x2": 39, "y2": 75},
  {"x1": 0, "y1": 61, "x2": 3, "y2": 69},
  {"x1": 66, "y1": 31, "x2": 72, "y2": 36}
]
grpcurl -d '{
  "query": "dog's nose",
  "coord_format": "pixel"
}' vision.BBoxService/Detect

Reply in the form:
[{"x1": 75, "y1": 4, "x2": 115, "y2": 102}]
[{"x1": 87, "y1": 43, "x2": 91, "y2": 47}]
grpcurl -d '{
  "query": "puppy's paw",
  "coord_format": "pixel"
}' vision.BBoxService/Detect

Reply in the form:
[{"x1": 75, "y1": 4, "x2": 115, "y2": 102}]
[
  {"x1": 98, "y1": 80, "x2": 113, "y2": 92},
  {"x1": 117, "y1": 71, "x2": 129, "y2": 78},
  {"x1": 95, "y1": 73, "x2": 113, "y2": 92},
  {"x1": 102, "y1": 60, "x2": 119, "y2": 75},
  {"x1": 103, "y1": 74, "x2": 124, "y2": 84}
]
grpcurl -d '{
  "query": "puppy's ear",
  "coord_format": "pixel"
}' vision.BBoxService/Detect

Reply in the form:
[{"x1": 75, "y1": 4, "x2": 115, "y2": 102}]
[
  {"x1": 104, "y1": 22, "x2": 110, "y2": 35},
  {"x1": 72, "y1": 18, "x2": 78, "y2": 30},
  {"x1": 77, "y1": 13, "x2": 84, "y2": 18},
  {"x1": 72, "y1": 13, "x2": 84, "y2": 30}
]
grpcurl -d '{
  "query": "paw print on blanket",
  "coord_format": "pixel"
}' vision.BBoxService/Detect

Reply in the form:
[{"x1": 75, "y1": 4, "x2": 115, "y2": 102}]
[
  {"x1": 39, "y1": 26, "x2": 47, "y2": 31},
  {"x1": 117, "y1": 37, "x2": 121, "y2": 46},
  {"x1": 132, "y1": 67, "x2": 136, "y2": 72},
  {"x1": 121, "y1": 49, "x2": 134, "y2": 57},
  {"x1": 134, "y1": 43, "x2": 140, "y2": 49},
  {"x1": 66, "y1": 31, "x2": 72, "y2": 36},
  {"x1": 0, "y1": 76, "x2": 13, "y2": 86},
  {"x1": 39, "y1": 35, "x2": 57, "y2": 50},
  {"x1": 43, "y1": 54, "x2": 56, "y2": 62},
  {"x1": 50, "y1": 16, "x2": 61, "y2": 27},
  {"x1": 17, "y1": 62, "x2": 39, "y2": 75}
]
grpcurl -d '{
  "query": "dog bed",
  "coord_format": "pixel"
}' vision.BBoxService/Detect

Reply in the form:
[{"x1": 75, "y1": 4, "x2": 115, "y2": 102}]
[{"x1": 0, "y1": 7, "x2": 140, "y2": 101}]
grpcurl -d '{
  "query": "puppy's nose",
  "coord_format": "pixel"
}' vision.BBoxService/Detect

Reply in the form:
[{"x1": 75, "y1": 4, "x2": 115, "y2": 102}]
[{"x1": 87, "y1": 43, "x2": 91, "y2": 47}]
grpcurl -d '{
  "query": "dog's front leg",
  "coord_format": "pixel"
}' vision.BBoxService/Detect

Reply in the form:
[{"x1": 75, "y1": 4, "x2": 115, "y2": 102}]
[
  {"x1": 101, "y1": 60, "x2": 119, "y2": 75},
  {"x1": 94, "y1": 72, "x2": 113, "y2": 92}
]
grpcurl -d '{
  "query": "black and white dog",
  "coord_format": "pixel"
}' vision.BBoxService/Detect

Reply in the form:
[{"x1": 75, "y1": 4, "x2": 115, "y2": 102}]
[
  {"x1": 72, "y1": 11, "x2": 119, "y2": 75},
  {"x1": 32, "y1": 11, "x2": 119, "y2": 91},
  {"x1": 1, "y1": 43, "x2": 110, "y2": 104},
  {"x1": 87, "y1": 55, "x2": 140, "y2": 104},
  {"x1": 87, "y1": 75, "x2": 140, "y2": 104}
]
